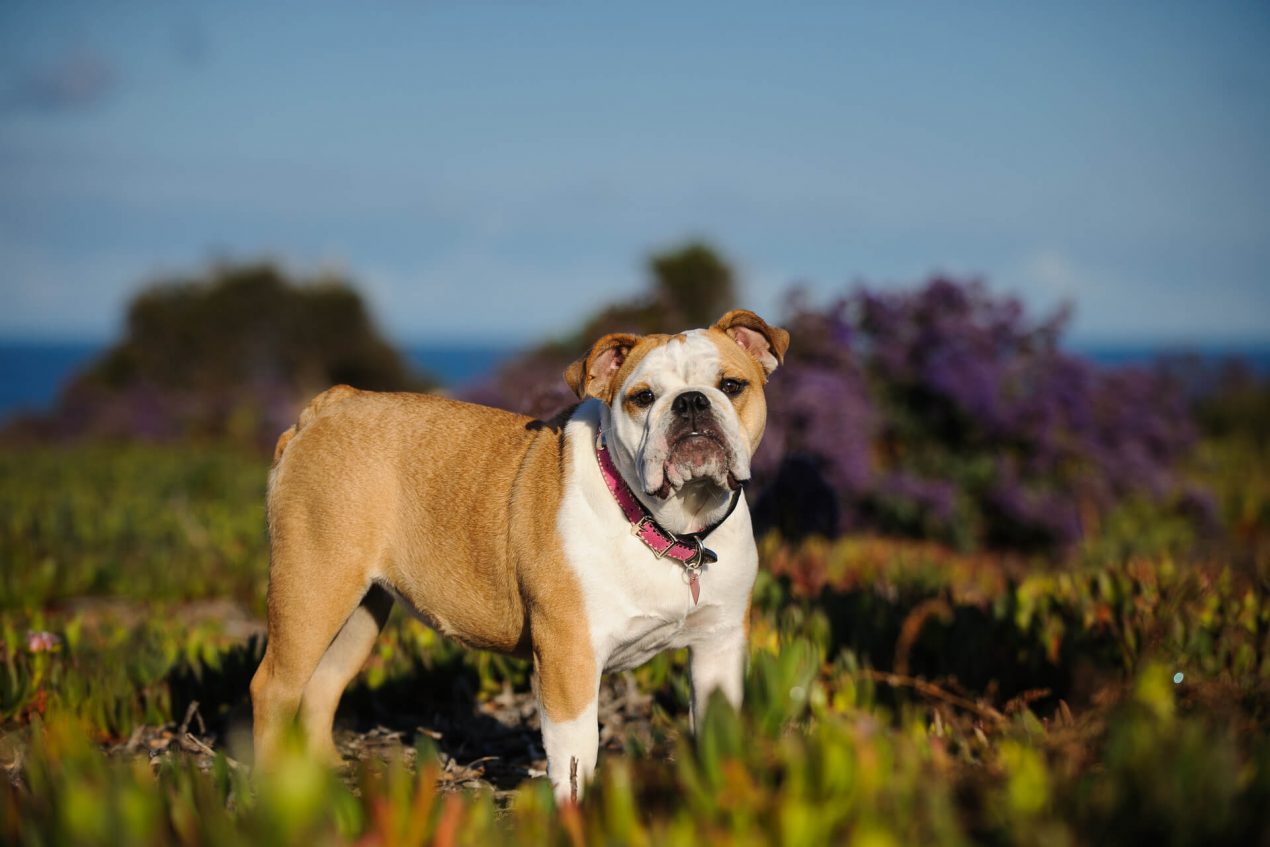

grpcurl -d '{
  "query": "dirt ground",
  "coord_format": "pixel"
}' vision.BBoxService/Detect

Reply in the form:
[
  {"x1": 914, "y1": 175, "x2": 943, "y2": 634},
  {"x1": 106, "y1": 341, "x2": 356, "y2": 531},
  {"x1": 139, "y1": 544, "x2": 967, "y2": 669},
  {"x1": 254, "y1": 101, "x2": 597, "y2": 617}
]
[{"x1": 95, "y1": 669, "x2": 672, "y2": 804}]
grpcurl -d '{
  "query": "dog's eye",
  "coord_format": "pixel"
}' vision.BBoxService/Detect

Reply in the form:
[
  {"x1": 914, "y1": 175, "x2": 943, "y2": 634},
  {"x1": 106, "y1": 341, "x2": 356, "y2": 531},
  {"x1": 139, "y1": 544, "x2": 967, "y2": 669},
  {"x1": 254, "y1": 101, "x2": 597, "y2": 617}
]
[
  {"x1": 630, "y1": 389, "x2": 656, "y2": 408},
  {"x1": 719, "y1": 378, "x2": 747, "y2": 397}
]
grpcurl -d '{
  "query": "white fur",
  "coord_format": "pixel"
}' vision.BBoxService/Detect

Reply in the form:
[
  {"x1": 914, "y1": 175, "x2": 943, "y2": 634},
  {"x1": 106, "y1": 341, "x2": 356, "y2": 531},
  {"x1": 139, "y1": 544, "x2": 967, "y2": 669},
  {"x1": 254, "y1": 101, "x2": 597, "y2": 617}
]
[
  {"x1": 542, "y1": 378, "x2": 758, "y2": 802},
  {"x1": 539, "y1": 697, "x2": 599, "y2": 802},
  {"x1": 689, "y1": 631, "x2": 747, "y2": 729}
]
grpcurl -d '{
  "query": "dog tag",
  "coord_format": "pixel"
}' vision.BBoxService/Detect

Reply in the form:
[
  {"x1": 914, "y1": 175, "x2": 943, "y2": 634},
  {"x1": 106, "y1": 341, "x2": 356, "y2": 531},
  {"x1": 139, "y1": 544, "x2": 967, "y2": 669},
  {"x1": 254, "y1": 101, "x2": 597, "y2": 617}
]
[{"x1": 689, "y1": 572, "x2": 700, "y2": 605}]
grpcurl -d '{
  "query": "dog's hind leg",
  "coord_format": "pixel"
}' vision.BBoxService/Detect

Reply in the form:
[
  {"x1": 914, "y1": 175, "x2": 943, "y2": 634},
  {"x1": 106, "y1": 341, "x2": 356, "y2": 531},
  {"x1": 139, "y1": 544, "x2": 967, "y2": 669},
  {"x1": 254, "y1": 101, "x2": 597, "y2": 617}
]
[
  {"x1": 298, "y1": 584, "x2": 394, "y2": 763},
  {"x1": 250, "y1": 554, "x2": 375, "y2": 769}
]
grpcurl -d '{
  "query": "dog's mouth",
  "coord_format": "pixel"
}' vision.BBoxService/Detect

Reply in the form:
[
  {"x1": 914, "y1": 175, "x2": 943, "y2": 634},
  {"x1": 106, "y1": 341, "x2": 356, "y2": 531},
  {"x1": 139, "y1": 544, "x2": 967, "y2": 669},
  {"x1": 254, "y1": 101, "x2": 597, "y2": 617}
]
[
  {"x1": 648, "y1": 429, "x2": 743, "y2": 498},
  {"x1": 668, "y1": 430, "x2": 728, "y2": 469},
  {"x1": 671, "y1": 430, "x2": 725, "y2": 450}
]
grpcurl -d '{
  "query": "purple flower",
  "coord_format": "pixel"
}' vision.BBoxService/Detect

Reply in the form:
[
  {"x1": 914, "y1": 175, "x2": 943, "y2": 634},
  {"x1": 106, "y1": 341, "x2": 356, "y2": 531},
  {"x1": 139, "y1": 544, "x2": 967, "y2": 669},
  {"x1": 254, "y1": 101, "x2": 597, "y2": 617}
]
[{"x1": 761, "y1": 276, "x2": 1200, "y2": 551}]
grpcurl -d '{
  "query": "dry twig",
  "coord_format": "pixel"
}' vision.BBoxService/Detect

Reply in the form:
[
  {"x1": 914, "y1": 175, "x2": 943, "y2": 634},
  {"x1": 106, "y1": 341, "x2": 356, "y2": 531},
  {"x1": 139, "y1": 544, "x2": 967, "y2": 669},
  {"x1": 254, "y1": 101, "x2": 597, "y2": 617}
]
[
  {"x1": 858, "y1": 669, "x2": 1008, "y2": 725},
  {"x1": 182, "y1": 733, "x2": 244, "y2": 771}
]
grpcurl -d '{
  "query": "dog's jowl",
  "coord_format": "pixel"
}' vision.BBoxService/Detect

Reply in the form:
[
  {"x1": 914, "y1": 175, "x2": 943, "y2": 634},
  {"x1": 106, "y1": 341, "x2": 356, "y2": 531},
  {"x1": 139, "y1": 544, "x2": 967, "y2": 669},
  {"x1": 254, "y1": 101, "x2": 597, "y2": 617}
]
[{"x1": 250, "y1": 309, "x2": 790, "y2": 802}]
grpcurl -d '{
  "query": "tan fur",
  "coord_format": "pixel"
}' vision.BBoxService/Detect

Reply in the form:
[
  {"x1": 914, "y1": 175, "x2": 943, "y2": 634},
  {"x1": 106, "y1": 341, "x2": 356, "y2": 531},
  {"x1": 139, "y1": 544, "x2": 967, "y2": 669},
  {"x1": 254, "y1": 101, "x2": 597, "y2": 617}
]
[
  {"x1": 272, "y1": 426, "x2": 296, "y2": 464},
  {"x1": 713, "y1": 310, "x2": 790, "y2": 376},
  {"x1": 251, "y1": 388, "x2": 594, "y2": 765},
  {"x1": 564, "y1": 333, "x2": 644, "y2": 403},
  {"x1": 273, "y1": 384, "x2": 361, "y2": 463},
  {"x1": 705, "y1": 328, "x2": 771, "y2": 453}
]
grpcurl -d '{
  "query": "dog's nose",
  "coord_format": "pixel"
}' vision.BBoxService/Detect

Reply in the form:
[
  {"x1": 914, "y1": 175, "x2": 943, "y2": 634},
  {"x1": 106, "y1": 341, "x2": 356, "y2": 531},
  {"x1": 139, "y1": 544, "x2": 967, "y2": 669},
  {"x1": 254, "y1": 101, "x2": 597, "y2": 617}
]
[{"x1": 672, "y1": 391, "x2": 711, "y2": 420}]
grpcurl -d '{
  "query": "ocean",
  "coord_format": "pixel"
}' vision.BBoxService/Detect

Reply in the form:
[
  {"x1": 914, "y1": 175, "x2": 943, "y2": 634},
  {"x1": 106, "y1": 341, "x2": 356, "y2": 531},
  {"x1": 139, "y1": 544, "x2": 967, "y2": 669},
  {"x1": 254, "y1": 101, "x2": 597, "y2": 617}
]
[
  {"x1": 1, "y1": 339, "x2": 1267, "y2": 423},
  {"x1": 0, "y1": 341, "x2": 521, "y2": 422}
]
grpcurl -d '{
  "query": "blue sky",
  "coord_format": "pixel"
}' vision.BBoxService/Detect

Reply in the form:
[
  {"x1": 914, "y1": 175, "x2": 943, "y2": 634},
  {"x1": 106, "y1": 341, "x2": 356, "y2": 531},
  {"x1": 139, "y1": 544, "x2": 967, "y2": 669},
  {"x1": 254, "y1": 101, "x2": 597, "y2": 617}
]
[{"x1": 1, "y1": 2, "x2": 1267, "y2": 345}]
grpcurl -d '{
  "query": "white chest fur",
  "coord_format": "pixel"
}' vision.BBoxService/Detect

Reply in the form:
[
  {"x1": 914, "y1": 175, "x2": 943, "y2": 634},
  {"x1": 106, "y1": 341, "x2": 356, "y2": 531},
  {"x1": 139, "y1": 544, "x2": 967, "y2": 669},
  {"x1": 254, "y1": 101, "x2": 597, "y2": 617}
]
[{"x1": 555, "y1": 402, "x2": 758, "y2": 673}]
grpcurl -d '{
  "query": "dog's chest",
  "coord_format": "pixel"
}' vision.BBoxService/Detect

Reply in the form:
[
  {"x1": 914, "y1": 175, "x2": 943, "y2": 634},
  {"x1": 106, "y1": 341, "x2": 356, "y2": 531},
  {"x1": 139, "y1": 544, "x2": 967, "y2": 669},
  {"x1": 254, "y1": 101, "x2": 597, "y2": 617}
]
[
  {"x1": 551, "y1": 410, "x2": 757, "y2": 673},
  {"x1": 590, "y1": 554, "x2": 704, "y2": 672},
  {"x1": 556, "y1": 489, "x2": 755, "y2": 673}
]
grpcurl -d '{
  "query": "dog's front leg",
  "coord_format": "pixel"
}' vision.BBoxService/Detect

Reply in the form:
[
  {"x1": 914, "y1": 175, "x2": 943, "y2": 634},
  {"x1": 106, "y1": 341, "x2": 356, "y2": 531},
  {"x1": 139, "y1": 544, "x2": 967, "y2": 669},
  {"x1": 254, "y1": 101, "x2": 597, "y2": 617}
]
[
  {"x1": 688, "y1": 628, "x2": 747, "y2": 731},
  {"x1": 533, "y1": 636, "x2": 601, "y2": 804}
]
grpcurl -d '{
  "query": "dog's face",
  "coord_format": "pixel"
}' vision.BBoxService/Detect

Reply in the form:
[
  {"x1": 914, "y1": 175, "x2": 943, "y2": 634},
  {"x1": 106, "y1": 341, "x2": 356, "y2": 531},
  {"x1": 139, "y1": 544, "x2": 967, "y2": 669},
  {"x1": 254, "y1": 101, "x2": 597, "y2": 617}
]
[{"x1": 565, "y1": 310, "x2": 790, "y2": 501}]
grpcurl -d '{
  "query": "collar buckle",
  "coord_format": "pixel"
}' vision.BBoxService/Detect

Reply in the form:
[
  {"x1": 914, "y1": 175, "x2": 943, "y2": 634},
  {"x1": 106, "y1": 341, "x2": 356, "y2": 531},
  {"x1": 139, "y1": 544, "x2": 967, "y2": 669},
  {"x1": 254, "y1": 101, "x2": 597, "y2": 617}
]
[
  {"x1": 684, "y1": 536, "x2": 718, "y2": 570},
  {"x1": 631, "y1": 514, "x2": 671, "y2": 560}
]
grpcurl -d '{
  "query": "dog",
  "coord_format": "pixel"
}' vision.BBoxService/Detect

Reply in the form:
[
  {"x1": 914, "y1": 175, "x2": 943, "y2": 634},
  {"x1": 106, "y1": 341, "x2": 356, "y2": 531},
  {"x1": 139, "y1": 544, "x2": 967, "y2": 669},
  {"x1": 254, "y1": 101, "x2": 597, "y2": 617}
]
[{"x1": 250, "y1": 309, "x2": 789, "y2": 802}]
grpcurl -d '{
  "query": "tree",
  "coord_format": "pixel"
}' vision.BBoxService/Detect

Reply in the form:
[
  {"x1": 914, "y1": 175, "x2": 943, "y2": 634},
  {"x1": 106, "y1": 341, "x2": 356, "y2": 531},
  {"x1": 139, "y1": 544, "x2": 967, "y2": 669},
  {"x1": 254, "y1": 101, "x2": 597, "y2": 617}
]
[
  {"x1": 19, "y1": 262, "x2": 430, "y2": 448},
  {"x1": 650, "y1": 241, "x2": 737, "y2": 328}
]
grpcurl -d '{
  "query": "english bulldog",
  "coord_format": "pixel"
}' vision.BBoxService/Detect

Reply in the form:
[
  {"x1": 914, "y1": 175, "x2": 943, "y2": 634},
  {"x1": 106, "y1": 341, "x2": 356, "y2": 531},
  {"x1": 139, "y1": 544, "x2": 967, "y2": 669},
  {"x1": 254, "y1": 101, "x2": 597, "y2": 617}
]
[{"x1": 250, "y1": 309, "x2": 790, "y2": 802}]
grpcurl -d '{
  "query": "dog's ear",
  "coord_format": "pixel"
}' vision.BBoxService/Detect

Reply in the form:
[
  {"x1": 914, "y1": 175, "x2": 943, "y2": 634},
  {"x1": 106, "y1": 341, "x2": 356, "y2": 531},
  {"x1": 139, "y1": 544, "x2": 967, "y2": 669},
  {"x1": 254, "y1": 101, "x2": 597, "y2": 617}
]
[
  {"x1": 713, "y1": 310, "x2": 790, "y2": 377},
  {"x1": 564, "y1": 333, "x2": 642, "y2": 402}
]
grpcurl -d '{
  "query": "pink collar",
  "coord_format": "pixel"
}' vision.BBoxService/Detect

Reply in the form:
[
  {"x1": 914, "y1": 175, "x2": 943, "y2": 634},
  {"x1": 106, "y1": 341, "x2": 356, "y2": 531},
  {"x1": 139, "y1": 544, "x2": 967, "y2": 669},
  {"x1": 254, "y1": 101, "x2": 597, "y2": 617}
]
[{"x1": 594, "y1": 432, "x2": 741, "y2": 605}]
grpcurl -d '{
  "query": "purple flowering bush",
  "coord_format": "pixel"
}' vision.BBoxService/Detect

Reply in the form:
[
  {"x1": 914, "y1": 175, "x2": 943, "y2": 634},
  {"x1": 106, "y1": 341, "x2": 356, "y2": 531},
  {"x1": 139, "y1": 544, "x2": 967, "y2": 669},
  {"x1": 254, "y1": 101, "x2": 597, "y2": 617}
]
[{"x1": 753, "y1": 279, "x2": 1197, "y2": 550}]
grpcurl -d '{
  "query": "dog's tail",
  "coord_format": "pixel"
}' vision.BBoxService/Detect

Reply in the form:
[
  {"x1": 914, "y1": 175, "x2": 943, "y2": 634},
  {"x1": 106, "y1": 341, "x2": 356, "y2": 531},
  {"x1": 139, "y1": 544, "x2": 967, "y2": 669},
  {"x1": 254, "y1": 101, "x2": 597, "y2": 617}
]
[{"x1": 272, "y1": 384, "x2": 360, "y2": 466}]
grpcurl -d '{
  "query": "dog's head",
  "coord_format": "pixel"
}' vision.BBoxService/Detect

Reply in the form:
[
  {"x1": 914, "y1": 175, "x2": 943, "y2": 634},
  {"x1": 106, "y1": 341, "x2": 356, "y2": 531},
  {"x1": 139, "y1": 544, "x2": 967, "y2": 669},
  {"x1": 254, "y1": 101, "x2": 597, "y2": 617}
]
[{"x1": 565, "y1": 310, "x2": 789, "y2": 525}]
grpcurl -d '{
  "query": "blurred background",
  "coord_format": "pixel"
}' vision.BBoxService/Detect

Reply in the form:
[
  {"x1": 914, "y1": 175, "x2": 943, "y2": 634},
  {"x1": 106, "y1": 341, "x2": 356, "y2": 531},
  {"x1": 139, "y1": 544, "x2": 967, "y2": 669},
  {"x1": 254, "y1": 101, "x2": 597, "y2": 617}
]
[
  {"x1": 3, "y1": 0, "x2": 1267, "y2": 547},
  {"x1": 2, "y1": 3, "x2": 1268, "y2": 399},
  {"x1": 3, "y1": 4, "x2": 1270, "y2": 843}
]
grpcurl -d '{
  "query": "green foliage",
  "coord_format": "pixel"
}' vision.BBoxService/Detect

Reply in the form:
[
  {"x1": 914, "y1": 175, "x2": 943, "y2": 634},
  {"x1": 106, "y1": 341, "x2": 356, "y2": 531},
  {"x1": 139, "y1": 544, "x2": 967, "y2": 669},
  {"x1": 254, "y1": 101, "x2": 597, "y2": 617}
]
[
  {"x1": 0, "y1": 443, "x2": 270, "y2": 612},
  {"x1": 1062, "y1": 663, "x2": 1267, "y2": 846},
  {"x1": 765, "y1": 535, "x2": 1270, "y2": 696},
  {"x1": 104, "y1": 263, "x2": 418, "y2": 395},
  {"x1": 1191, "y1": 435, "x2": 1270, "y2": 576},
  {"x1": 548, "y1": 240, "x2": 738, "y2": 354},
  {"x1": 1191, "y1": 362, "x2": 1270, "y2": 445},
  {"x1": 649, "y1": 241, "x2": 737, "y2": 328},
  {"x1": 9, "y1": 649, "x2": 1265, "y2": 845},
  {"x1": 0, "y1": 604, "x2": 261, "y2": 733},
  {"x1": 2, "y1": 440, "x2": 1268, "y2": 844},
  {"x1": 3, "y1": 715, "x2": 362, "y2": 846}
]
